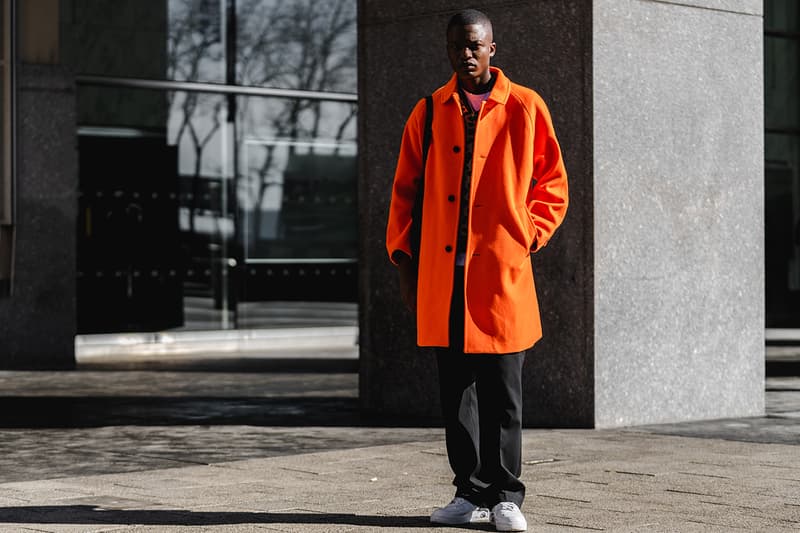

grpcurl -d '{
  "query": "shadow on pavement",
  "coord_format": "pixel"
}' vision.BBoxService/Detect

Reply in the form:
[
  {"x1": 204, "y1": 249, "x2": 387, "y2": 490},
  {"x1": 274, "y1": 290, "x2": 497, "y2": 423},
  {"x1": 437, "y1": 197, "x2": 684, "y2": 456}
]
[
  {"x1": 0, "y1": 396, "x2": 443, "y2": 429},
  {"x1": 0, "y1": 506, "x2": 450, "y2": 529}
]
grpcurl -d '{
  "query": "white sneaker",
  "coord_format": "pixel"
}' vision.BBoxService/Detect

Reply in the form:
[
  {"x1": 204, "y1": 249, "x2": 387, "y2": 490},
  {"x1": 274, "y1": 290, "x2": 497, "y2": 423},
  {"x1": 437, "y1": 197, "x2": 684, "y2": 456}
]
[
  {"x1": 430, "y1": 497, "x2": 491, "y2": 525},
  {"x1": 491, "y1": 502, "x2": 527, "y2": 531}
]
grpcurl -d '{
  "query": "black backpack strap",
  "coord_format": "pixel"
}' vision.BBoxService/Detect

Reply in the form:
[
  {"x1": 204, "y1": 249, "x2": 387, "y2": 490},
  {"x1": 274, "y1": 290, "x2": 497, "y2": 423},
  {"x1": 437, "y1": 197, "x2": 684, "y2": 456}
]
[
  {"x1": 422, "y1": 95, "x2": 433, "y2": 165},
  {"x1": 410, "y1": 96, "x2": 433, "y2": 261}
]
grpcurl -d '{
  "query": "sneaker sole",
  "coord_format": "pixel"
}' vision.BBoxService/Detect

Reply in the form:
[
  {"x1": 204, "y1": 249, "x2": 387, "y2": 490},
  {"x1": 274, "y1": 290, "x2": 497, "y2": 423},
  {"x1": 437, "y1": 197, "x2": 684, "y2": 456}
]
[
  {"x1": 430, "y1": 509, "x2": 491, "y2": 525},
  {"x1": 492, "y1": 514, "x2": 527, "y2": 531}
]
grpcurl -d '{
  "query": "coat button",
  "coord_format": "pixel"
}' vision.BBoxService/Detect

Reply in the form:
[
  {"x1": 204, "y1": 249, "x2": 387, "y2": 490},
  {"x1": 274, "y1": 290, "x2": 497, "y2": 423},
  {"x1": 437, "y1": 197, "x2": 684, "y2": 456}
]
[
  {"x1": 445, "y1": 245, "x2": 453, "y2": 252},
  {"x1": 453, "y1": 146, "x2": 460, "y2": 153},
  {"x1": 448, "y1": 195, "x2": 456, "y2": 202}
]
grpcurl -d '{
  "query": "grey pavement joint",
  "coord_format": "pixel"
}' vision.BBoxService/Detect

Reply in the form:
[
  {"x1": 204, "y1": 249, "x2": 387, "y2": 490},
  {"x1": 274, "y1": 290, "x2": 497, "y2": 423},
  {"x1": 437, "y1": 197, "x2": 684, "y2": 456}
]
[
  {"x1": 0, "y1": 432, "x2": 798, "y2": 532},
  {"x1": 0, "y1": 370, "x2": 797, "y2": 531}
]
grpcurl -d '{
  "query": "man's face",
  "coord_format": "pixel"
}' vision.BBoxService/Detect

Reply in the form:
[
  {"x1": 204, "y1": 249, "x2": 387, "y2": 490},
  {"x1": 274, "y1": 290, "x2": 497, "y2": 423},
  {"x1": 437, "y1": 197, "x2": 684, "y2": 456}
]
[{"x1": 446, "y1": 23, "x2": 496, "y2": 89}]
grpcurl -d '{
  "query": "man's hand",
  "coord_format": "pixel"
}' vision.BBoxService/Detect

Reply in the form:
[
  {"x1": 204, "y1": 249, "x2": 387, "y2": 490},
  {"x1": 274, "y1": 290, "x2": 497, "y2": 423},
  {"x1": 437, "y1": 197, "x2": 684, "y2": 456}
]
[{"x1": 395, "y1": 254, "x2": 417, "y2": 313}]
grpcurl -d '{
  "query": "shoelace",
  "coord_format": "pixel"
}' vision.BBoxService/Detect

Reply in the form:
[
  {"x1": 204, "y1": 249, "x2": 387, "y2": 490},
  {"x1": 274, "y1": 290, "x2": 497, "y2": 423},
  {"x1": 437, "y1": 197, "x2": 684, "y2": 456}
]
[{"x1": 496, "y1": 502, "x2": 519, "y2": 512}]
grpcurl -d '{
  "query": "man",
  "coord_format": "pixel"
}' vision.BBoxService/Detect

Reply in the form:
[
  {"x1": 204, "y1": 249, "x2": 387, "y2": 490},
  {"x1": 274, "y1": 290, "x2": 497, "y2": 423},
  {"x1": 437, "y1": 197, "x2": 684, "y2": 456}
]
[{"x1": 385, "y1": 9, "x2": 568, "y2": 533}]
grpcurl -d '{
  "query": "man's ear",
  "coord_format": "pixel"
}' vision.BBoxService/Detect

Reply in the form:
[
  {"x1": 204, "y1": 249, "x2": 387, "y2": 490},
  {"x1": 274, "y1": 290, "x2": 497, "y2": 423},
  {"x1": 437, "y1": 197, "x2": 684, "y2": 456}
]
[{"x1": 490, "y1": 42, "x2": 497, "y2": 58}]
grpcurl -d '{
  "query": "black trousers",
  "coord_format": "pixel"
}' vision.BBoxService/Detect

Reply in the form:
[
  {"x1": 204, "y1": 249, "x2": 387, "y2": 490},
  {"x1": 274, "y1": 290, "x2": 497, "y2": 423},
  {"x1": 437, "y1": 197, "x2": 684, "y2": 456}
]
[{"x1": 435, "y1": 266, "x2": 526, "y2": 507}]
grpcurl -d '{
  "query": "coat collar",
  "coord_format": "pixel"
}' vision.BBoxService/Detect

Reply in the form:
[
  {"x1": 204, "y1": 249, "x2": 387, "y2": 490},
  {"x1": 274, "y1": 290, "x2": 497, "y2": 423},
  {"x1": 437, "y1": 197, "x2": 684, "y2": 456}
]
[{"x1": 438, "y1": 66, "x2": 511, "y2": 107}]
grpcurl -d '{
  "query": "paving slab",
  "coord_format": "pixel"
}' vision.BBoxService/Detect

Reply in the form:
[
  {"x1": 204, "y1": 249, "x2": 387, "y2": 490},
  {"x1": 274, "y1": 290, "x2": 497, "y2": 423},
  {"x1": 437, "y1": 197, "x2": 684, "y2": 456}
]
[
  {"x1": 0, "y1": 369, "x2": 797, "y2": 531},
  {"x1": 0, "y1": 430, "x2": 798, "y2": 532}
]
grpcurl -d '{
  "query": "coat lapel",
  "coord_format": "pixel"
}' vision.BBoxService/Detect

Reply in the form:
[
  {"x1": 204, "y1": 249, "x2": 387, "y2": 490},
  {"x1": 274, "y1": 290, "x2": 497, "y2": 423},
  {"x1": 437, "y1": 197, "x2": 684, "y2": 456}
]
[{"x1": 471, "y1": 68, "x2": 510, "y2": 190}]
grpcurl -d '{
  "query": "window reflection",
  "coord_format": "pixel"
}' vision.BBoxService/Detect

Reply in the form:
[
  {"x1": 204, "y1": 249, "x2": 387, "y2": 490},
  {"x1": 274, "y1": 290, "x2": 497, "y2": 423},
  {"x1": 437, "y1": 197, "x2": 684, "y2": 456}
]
[
  {"x1": 765, "y1": 0, "x2": 799, "y2": 33},
  {"x1": 0, "y1": 0, "x2": 8, "y2": 224},
  {"x1": 0, "y1": 0, "x2": 11, "y2": 297},
  {"x1": 66, "y1": 0, "x2": 356, "y2": 88},
  {"x1": 77, "y1": 88, "x2": 357, "y2": 331},
  {"x1": 64, "y1": 0, "x2": 171, "y2": 79},
  {"x1": 242, "y1": 136, "x2": 357, "y2": 259},
  {"x1": 766, "y1": 134, "x2": 800, "y2": 328},
  {"x1": 167, "y1": 91, "x2": 234, "y2": 329},
  {"x1": 237, "y1": 0, "x2": 356, "y2": 91},
  {"x1": 765, "y1": 0, "x2": 800, "y2": 327},
  {"x1": 71, "y1": 0, "x2": 358, "y2": 333},
  {"x1": 167, "y1": 91, "x2": 231, "y2": 235},
  {"x1": 240, "y1": 97, "x2": 357, "y2": 261},
  {"x1": 168, "y1": 0, "x2": 224, "y2": 83},
  {"x1": 765, "y1": 37, "x2": 799, "y2": 133}
]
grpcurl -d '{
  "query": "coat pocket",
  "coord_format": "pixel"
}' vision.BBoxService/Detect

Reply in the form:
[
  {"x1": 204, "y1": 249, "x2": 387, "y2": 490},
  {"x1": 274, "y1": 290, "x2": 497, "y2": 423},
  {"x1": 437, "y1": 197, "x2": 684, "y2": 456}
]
[{"x1": 516, "y1": 205, "x2": 536, "y2": 251}]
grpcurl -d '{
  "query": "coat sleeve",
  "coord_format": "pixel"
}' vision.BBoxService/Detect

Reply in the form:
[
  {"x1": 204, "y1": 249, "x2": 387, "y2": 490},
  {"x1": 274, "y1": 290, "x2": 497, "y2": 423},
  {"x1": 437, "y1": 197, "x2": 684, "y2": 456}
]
[
  {"x1": 386, "y1": 99, "x2": 427, "y2": 265},
  {"x1": 527, "y1": 96, "x2": 568, "y2": 252}
]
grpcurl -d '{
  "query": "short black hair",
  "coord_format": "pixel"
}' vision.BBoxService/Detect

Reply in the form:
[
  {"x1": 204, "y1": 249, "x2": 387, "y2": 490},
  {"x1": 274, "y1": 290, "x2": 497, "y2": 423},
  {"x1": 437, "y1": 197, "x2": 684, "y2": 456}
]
[{"x1": 447, "y1": 9, "x2": 493, "y2": 34}]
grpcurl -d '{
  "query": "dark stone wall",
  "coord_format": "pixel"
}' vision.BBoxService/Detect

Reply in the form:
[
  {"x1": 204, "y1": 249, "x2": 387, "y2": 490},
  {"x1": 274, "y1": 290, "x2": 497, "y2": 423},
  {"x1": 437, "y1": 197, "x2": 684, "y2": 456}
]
[
  {"x1": 358, "y1": 1, "x2": 594, "y2": 426},
  {"x1": 0, "y1": 64, "x2": 77, "y2": 369}
]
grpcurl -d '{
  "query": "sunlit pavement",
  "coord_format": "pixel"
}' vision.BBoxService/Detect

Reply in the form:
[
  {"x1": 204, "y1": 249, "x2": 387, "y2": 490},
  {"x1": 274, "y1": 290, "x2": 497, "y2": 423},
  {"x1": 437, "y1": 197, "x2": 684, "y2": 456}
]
[{"x1": 0, "y1": 353, "x2": 797, "y2": 531}]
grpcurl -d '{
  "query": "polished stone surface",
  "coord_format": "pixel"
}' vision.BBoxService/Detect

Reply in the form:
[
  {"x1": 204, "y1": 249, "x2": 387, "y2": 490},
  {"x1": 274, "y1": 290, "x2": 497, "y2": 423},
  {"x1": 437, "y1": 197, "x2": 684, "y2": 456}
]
[
  {"x1": 360, "y1": 0, "x2": 764, "y2": 428},
  {"x1": 0, "y1": 65, "x2": 77, "y2": 369},
  {"x1": 654, "y1": 0, "x2": 762, "y2": 15},
  {"x1": 358, "y1": 1, "x2": 594, "y2": 426},
  {"x1": 592, "y1": 0, "x2": 764, "y2": 426}
]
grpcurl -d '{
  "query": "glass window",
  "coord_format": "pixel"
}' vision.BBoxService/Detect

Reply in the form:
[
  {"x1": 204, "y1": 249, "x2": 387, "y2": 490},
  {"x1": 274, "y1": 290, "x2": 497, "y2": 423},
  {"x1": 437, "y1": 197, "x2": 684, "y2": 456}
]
[
  {"x1": 0, "y1": 0, "x2": 12, "y2": 297},
  {"x1": 77, "y1": 86, "x2": 234, "y2": 332},
  {"x1": 766, "y1": 133, "x2": 800, "y2": 327},
  {"x1": 0, "y1": 0, "x2": 9, "y2": 224},
  {"x1": 72, "y1": 0, "x2": 358, "y2": 333},
  {"x1": 236, "y1": 0, "x2": 356, "y2": 91},
  {"x1": 239, "y1": 96, "x2": 357, "y2": 262},
  {"x1": 765, "y1": 36, "x2": 799, "y2": 133},
  {"x1": 765, "y1": 0, "x2": 800, "y2": 327},
  {"x1": 168, "y1": 0, "x2": 225, "y2": 82},
  {"x1": 63, "y1": 0, "x2": 224, "y2": 82},
  {"x1": 765, "y1": 0, "x2": 799, "y2": 34},
  {"x1": 64, "y1": 0, "x2": 357, "y2": 90}
]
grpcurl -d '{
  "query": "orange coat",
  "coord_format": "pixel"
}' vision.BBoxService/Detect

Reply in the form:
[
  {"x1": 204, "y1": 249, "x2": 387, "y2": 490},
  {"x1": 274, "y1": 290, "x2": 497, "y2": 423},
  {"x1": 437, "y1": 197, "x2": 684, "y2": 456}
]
[{"x1": 386, "y1": 67, "x2": 568, "y2": 353}]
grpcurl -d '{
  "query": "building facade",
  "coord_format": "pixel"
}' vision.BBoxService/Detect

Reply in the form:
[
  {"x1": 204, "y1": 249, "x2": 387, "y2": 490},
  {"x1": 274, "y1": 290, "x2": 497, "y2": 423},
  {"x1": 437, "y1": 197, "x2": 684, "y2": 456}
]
[
  {"x1": 3, "y1": 0, "x2": 359, "y2": 356},
  {"x1": 0, "y1": 0, "x2": 793, "y2": 427}
]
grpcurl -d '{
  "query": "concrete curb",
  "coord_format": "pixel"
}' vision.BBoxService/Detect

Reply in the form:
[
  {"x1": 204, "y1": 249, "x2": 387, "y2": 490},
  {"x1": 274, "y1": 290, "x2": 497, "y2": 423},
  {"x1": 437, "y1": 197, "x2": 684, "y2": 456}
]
[{"x1": 75, "y1": 327, "x2": 359, "y2": 364}]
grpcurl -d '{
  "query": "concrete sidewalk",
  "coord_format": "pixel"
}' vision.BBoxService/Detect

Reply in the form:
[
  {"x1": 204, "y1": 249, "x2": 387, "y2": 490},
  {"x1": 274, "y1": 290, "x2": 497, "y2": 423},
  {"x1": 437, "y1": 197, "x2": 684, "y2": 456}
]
[
  {"x1": 0, "y1": 366, "x2": 797, "y2": 532},
  {"x1": 0, "y1": 429, "x2": 798, "y2": 532}
]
